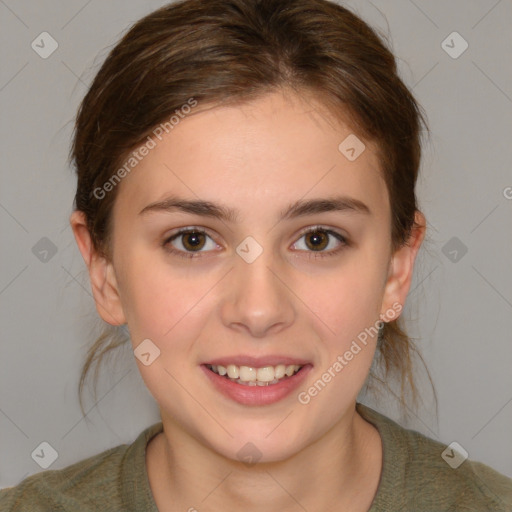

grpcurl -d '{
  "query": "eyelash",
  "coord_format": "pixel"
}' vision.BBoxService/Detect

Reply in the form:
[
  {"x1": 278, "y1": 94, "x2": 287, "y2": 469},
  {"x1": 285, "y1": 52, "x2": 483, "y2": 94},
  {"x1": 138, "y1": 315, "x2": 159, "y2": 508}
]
[{"x1": 162, "y1": 226, "x2": 349, "y2": 260}]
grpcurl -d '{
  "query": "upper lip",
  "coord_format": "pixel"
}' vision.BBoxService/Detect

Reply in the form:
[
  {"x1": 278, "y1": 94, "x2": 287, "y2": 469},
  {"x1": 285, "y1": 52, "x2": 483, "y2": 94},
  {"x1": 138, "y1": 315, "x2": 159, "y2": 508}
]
[{"x1": 204, "y1": 356, "x2": 311, "y2": 367}]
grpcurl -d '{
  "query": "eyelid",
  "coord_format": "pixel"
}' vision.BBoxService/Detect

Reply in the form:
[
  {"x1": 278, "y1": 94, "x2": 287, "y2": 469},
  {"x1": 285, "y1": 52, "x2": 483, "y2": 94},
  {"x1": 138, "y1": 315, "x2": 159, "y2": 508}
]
[
  {"x1": 162, "y1": 226, "x2": 220, "y2": 254},
  {"x1": 162, "y1": 225, "x2": 349, "y2": 259},
  {"x1": 164, "y1": 225, "x2": 217, "y2": 242},
  {"x1": 295, "y1": 224, "x2": 347, "y2": 240},
  {"x1": 291, "y1": 225, "x2": 349, "y2": 253}
]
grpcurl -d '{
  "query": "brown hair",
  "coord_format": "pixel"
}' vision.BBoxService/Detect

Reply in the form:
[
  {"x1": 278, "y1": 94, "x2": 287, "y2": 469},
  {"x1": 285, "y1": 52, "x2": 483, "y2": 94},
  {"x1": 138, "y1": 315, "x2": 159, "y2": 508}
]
[{"x1": 70, "y1": 0, "x2": 434, "y2": 417}]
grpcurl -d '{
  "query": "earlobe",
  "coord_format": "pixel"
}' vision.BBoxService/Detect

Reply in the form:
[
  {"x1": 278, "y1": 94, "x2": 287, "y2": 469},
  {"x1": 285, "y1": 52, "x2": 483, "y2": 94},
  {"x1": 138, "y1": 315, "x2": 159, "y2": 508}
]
[
  {"x1": 69, "y1": 211, "x2": 126, "y2": 326},
  {"x1": 380, "y1": 211, "x2": 426, "y2": 319}
]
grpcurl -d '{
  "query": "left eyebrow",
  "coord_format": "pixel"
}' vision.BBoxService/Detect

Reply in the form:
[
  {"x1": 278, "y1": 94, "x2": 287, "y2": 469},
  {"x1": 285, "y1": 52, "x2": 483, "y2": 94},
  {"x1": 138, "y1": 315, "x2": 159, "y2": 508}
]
[
  {"x1": 138, "y1": 194, "x2": 371, "y2": 221},
  {"x1": 280, "y1": 196, "x2": 372, "y2": 219}
]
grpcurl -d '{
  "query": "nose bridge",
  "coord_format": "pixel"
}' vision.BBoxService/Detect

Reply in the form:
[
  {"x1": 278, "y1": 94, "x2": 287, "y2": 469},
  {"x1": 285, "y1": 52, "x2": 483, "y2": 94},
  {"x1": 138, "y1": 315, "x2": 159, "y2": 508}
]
[{"x1": 220, "y1": 243, "x2": 295, "y2": 337}]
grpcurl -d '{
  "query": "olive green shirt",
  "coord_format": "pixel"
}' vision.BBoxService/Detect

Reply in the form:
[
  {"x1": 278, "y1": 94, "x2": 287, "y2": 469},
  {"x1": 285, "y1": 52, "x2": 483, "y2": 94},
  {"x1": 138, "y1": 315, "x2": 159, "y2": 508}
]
[{"x1": 1, "y1": 403, "x2": 511, "y2": 511}]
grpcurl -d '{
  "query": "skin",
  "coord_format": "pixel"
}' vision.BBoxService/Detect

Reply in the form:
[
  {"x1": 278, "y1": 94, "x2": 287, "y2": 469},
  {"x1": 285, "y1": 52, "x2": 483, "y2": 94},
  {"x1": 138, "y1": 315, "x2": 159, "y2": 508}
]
[{"x1": 71, "y1": 89, "x2": 425, "y2": 512}]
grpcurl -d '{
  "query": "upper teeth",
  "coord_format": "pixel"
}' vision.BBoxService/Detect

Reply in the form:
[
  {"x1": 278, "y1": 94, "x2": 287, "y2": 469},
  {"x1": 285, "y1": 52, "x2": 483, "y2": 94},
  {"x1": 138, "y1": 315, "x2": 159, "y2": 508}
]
[{"x1": 208, "y1": 364, "x2": 302, "y2": 383}]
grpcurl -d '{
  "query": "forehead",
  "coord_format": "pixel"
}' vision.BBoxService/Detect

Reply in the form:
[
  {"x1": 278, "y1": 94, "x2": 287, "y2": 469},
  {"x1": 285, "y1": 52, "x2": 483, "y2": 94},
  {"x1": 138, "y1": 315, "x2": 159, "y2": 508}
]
[{"x1": 113, "y1": 91, "x2": 388, "y2": 220}]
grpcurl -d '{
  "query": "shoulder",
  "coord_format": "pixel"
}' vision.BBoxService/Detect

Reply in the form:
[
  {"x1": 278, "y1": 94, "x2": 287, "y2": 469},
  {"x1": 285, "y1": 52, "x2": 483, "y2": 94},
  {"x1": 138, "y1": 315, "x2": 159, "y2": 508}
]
[
  {"x1": 0, "y1": 444, "x2": 126, "y2": 512},
  {"x1": 0, "y1": 422, "x2": 162, "y2": 512},
  {"x1": 357, "y1": 403, "x2": 512, "y2": 512},
  {"x1": 402, "y1": 433, "x2": 512, "y2": 511}
]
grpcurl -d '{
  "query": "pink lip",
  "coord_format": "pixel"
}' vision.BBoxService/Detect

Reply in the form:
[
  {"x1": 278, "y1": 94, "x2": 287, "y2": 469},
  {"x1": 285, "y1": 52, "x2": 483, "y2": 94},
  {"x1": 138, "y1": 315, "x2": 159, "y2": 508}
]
[
  {"x1": 204, "y1": 355, "x2": 311, "y2": 367},
  {"x1": 201, "y1": 363, "x2": 313, "y2": 406}
]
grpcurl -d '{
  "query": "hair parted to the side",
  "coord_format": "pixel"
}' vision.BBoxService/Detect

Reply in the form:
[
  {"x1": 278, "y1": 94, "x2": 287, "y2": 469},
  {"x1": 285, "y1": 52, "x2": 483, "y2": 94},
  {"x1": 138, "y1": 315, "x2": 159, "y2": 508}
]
[{"x1": 70, "y1": 0, "x2": 435, "y2": 417}]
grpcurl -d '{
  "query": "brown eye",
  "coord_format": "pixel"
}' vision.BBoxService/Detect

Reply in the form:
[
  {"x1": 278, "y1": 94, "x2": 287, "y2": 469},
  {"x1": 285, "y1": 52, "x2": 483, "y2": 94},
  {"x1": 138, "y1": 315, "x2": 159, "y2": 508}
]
[
  {"x1": 182, "y1": 232, "x2": 206, "y2": 251},
  {"x1": 292, "y1": 227, "x2": 348, "y2": 258},
  {"x1": 164, "y1": 228, "x2": 218, "y2": 257},
  {"x1": 305, "y1": 230, "x2": 329, "y2": 251}
]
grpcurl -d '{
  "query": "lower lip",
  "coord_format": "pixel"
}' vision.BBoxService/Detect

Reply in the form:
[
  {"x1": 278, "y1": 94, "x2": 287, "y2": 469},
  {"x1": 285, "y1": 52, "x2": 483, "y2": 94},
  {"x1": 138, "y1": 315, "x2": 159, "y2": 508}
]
[{"x1": 201, "y1": 364, "x2": 313, "y2": 406}]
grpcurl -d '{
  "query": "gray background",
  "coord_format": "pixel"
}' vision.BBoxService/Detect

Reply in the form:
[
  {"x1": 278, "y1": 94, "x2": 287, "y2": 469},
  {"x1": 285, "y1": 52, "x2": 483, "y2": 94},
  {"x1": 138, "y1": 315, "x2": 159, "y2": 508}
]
[{"x1": 1, "y1": 0, "x2": 511, "y2": 489}]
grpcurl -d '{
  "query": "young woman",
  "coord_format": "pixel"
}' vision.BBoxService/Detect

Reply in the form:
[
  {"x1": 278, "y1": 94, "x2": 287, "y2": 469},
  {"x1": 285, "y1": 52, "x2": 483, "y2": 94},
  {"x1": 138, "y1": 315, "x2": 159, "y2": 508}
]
[{"x1": 1, "y1": 0, "x2": 511, "y2": 510}]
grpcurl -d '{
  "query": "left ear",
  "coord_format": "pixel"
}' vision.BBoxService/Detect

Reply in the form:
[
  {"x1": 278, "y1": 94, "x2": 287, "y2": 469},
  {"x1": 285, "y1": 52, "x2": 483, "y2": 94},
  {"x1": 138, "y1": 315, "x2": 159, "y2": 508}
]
[{"x1": 380, "y1": 210, "x2": 426, "y2": 319}]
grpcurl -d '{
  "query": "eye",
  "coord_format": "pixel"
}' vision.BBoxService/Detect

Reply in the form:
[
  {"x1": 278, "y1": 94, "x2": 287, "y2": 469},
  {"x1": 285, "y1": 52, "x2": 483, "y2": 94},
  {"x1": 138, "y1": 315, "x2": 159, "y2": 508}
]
[
  {"x1": 163, "y1": 228, "x2": 218, "y2": 258},
  {"x1": 162, "y1": 226, "x2": 349, "y2": 260},
  {"x1": 292, "y1": 227, "x2": 348, "y2": 257}
]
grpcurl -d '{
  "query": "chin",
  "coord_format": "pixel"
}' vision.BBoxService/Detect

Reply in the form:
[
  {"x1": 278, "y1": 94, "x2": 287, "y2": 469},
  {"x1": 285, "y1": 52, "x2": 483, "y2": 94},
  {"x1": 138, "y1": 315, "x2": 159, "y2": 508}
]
[{"x1": 211, "y1": 424, "x2": 311, "y2": 465}]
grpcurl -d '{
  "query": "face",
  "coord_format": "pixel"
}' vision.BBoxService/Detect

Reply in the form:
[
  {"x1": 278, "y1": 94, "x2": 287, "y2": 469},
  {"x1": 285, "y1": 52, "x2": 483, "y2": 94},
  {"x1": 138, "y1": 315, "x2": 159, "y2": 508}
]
[{"x1": 77, "y1": 90, "x2": 419, "y2": 463}]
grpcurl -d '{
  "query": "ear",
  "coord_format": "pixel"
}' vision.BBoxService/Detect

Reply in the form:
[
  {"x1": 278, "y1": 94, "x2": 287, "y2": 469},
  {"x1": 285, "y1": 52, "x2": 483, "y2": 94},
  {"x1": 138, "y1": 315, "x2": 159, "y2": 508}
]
[
  {"x1": 69, "y1": 210, "x2": 126, "y2": 326},
  {"x1": 380, "y1": 210, "x2": 426, "y2": 320}
]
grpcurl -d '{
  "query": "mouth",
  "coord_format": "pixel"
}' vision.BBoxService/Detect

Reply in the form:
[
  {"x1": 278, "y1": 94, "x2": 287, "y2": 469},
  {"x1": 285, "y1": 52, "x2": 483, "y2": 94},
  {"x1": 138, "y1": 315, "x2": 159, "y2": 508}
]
[
  {"x1": 205, "y1": 363, "x2": 304, "y2": 386},
  {"x1": 201, "y1": 359, "x2": 312, "y2": 406}
]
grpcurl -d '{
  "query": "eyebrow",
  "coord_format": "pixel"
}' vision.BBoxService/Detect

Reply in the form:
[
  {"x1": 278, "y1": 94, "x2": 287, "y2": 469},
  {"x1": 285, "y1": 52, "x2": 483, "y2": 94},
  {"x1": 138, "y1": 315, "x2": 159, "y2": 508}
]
[{"x1": 139, "y1": 194, "x2": 371, "y2": 221}]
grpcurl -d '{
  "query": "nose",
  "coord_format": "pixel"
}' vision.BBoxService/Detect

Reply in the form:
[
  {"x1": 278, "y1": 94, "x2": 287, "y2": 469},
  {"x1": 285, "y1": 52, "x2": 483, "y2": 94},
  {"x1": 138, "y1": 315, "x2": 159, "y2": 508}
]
[{"x1": 219, "y1": 249, "x2": 296, "y2": 338}]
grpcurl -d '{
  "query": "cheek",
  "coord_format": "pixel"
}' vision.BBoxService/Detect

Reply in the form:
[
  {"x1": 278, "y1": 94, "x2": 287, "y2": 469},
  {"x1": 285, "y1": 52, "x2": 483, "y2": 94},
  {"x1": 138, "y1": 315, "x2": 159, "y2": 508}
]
[
  {"x1": 116, "y1": 249, "x2": 215, "y2": 344},
  {"x1": 298, "y1": 256, "x2": 385, "y2": 335},
  {"x1": 295, "y1": 269, "x2": 382, "y2": 414},
  {"x1": 291, "y1": 250, "x2": 386, "y2": 393}
]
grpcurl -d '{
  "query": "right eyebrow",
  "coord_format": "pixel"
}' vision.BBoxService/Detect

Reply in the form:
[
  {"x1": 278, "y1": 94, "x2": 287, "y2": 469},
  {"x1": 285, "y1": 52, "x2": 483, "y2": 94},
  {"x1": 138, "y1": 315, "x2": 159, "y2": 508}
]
[{"x1": 139, "y1": 196, "x2": 239, "y2": 223}]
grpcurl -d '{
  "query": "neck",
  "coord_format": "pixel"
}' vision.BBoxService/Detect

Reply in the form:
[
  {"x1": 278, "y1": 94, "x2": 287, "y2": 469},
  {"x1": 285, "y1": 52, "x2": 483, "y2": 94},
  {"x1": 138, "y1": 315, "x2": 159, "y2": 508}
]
[{"x1": 146, "y1": 406, "x2": 382, "y2": 512}]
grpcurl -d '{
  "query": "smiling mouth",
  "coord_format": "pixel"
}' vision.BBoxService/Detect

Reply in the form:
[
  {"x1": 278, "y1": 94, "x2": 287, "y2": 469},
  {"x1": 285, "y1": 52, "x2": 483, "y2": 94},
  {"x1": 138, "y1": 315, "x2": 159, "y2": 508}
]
[{"x1": 205, "y1": 363, "x2": 304, "y2": 386}]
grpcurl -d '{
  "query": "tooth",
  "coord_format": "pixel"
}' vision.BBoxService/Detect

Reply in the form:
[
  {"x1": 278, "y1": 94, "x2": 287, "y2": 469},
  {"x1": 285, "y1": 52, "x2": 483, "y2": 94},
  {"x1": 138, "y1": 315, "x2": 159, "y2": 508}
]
[
  {"x1": 217, "y1": 363, "x2": 305, "y2": 383},
  {"x1": 256, "y1": 381, "x2": 268, "y2": 386},
  {"x1": 285, "y1": 365, "x2": 295, "y2": 377},
  {"x1": 239, "y1": 366, "x2": 257, "y2": 381},
  {"x1": 227, "y1": 364, "x2": 239, "y2": 379},
  {"x1": 274, "y1": 364, "x2": 286, "y2": 379},
  {"x1": 256, "y1": 366, "x2": 275, "y2": 382}
]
